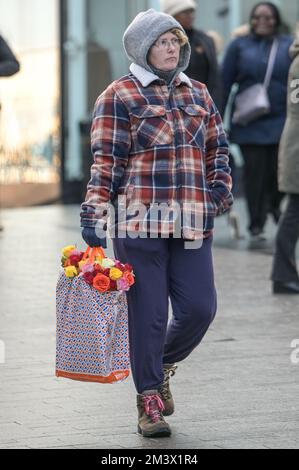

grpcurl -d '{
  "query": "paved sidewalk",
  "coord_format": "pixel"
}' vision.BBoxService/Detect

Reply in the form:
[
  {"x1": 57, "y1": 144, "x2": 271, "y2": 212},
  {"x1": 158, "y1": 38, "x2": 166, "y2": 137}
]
[{"x1": 0, "y1": 200, "x2": 298, "y2": 449}]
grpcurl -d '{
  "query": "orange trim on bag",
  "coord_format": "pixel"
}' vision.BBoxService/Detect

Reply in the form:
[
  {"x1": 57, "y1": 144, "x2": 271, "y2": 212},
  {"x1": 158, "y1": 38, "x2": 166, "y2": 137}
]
[
  {"x1": 55, "y1": 369, "x2": 130, "y2": 383},
  {"x1": 95, "y1": 246, "x2": 105, "y2": 259},
  {"x1": 82, "y1": 246, "x2": 106, "y2": 264},
  {"x1": 82, "y1": 246, "x2": 91, "y2": 261}
]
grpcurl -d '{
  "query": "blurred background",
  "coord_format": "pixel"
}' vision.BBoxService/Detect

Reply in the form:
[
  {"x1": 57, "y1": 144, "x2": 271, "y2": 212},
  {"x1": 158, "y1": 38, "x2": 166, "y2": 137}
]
[
  {"x1": 0, "y1": 1, "x2": 298, "y2": 450},
  {"x1": 0, "y1": 0, "x2": 298, "y2": 209}
]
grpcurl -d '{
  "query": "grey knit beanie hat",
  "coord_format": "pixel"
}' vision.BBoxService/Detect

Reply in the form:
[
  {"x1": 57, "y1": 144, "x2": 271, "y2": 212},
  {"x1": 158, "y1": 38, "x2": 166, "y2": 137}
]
[{"x1": 123, "y1": 9, "x2": 191, "y2": 74}]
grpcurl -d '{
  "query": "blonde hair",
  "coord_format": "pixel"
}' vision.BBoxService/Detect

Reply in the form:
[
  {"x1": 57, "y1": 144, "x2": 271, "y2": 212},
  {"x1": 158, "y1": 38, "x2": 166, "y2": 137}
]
[{"x1": 169, "y1": 28, "x2": 189, "y2": 46}]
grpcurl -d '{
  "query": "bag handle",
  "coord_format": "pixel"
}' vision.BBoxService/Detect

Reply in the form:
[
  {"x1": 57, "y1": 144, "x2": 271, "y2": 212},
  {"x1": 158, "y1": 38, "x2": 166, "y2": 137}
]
[
  {"x1": 263, "y1": 39, "x2": 279, "y2": 89},
  {"x1": 82, "y1": 246, "x2": 105, "y2": 264}
]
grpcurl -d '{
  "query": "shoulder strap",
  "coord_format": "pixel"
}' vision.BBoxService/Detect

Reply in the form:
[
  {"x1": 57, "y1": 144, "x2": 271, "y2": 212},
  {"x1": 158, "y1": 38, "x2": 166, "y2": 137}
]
[{"x1": 264, "y1": 39, "x2": 279, "y2": 88}]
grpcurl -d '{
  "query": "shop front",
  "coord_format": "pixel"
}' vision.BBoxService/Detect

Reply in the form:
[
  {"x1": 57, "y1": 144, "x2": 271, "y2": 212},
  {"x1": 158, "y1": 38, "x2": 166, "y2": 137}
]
[{"x1": 0, "y1": 0, "x2": 61, "y2": 208}]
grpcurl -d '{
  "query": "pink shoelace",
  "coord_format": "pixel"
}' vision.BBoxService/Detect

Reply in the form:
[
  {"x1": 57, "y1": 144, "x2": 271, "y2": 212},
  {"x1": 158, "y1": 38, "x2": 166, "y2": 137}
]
[{"x1": 142, "y1": 394, "x2": 165, "y2": 423}]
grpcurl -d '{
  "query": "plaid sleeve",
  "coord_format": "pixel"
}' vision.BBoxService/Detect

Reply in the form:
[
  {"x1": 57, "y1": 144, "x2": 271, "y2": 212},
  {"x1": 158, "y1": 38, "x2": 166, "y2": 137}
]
[
  {"x1": 204, "y1": 86, "x2": 234, "y2": 215},
  {"x1": 80, "y1": 84, "x2": 131, "y2": 228}
]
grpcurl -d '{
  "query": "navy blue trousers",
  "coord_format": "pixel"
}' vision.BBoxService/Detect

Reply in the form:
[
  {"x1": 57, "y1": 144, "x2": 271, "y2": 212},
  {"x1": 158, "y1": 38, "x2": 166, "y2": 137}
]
[{"x1": 112, "y1": 235, "x2": 217, "y2": 394}]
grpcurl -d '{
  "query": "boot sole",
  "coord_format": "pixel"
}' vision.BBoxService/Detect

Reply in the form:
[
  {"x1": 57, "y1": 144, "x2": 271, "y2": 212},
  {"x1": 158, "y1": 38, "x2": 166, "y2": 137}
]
[
  {"x1": 273, "y1": 285, "x2": 299, "y2": 294},
  {"x1": 138, "y1": 425, "x2": 171, "y2": 438},
  {"x1": 273, "y1": 288, "x2": 299, "y2": 294},
  {"x1": 162, "y1": 409, "x2": 174, "y2": 417}
]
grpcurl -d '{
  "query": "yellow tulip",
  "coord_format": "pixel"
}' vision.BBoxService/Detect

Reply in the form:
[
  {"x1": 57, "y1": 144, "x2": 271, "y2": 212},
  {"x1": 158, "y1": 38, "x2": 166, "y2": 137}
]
[
  {"x1": 64, "y1": 266, "x2": 78, "y2": 278},
  {"x1": 109, "y1": 267, "x2": 123, "y2": 281}
]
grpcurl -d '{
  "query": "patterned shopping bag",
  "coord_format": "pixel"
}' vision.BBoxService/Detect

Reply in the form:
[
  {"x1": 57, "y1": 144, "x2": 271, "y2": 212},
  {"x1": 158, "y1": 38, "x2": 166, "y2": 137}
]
[{"x1": 55, "y1": 246, "x2": 130, "y2": 383}]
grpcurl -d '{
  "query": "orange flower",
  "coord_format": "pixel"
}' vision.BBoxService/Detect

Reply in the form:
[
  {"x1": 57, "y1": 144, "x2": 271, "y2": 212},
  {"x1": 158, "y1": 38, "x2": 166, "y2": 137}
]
[
  {"x1": 93, "y1": 273, "x2": 110, "y2": 293},
  {"x1": 123, "y1": 271, "x2": 135, "y2": 287}
]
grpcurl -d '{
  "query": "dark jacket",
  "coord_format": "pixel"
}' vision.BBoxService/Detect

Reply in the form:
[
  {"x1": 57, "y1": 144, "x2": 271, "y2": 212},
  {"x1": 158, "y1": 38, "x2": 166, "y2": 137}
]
[
  {"x1": 185, "y1": 29, "x2": 222, "y2": 110},
  {"x1": 0, "y1": 35, "x2": 20, "y2": 77},
  {"x1": 221, "y1": 33, "x2": 293, "y2": 145},
  {"x1": 278, "y1": 39, "x2": 299, "y2": 195}
]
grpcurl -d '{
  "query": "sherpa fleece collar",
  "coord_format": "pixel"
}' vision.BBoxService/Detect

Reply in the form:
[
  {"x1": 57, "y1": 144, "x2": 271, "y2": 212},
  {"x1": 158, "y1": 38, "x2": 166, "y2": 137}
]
[{"x1": 130, "y1": 63, "x2": 193, "y2": 88}]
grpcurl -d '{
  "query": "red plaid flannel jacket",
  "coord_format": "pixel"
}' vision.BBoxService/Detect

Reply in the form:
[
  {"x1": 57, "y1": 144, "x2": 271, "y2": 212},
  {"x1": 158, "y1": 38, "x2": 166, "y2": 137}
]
[{"x1": 81, "y1": 65, "x2": 233, "y2": 240}]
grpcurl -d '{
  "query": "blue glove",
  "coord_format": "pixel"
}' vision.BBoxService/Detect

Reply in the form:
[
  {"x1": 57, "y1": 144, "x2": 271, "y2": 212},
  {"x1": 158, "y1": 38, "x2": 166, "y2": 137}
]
[{"x1": 81, "y1": 226, "x2": 107, "y2": 249}]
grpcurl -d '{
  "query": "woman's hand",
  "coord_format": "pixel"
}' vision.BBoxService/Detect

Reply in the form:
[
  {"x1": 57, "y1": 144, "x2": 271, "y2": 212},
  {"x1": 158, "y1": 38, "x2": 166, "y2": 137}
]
[{"x1": 81, "y1": 227, "x2": 107, "y2": 249}]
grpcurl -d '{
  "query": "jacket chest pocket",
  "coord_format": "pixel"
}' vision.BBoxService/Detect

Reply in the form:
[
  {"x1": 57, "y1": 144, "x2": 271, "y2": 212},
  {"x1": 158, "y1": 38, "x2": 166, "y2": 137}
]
[
  {"x1": 179, "y1": 104, "x2": 209, "y2": 147},
  {"x1": 131, "y1": 105, "x2": 173, "y2": 148}
]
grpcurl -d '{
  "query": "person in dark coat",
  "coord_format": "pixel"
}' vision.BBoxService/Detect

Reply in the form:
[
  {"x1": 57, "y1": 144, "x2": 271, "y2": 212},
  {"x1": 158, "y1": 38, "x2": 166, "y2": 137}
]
[
  {"x1": 160, "y1": 0, "x2": 222, "y2": 108},
  {"x1": 0, "y1": 34, "x2": 20, "y2": 231},
  {"x1": 271, "y1": 39, "x2": 299, "y2": 294},
  {"x1": 0, "y1": 35, "x2": 20, "y2": 77},
  {"x1": 221, "y1": 2, "x2": 293, "y2": 239}
]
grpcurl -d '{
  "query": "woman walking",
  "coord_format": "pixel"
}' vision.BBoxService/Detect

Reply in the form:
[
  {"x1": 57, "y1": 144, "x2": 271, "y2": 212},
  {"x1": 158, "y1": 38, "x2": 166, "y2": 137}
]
[
  {"x1": 81, "y1": 9, "x2": 233, "y2": 438},
  {"x1": 271, "y1": 38, "x2": 299, "y2": 295},
  {"x1": 221, "y1": 2, "x2": 293, "y2": 239}
]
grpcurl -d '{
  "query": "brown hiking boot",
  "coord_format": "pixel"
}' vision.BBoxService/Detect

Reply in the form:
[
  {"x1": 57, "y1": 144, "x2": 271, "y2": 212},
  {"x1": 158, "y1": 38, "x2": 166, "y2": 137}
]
[
  {"x1": 137, "y1": 390, "x2": 171, "y2": 438},
  {"x1": 159, "y1": 363, "x2": 178, "y2": 416}
]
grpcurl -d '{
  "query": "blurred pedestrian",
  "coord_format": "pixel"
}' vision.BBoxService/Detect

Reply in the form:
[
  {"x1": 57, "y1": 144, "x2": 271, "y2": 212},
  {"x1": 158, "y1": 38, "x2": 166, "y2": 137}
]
[
  {"x1": 0, "y1": 34, "x2": 20, "y2": 231},
  {"x1": 0, "y1": 36, "x2": 20, "y2": 231},
  {"x1": 271, "y1": 38, "x2": 299, "y2": 294},
  {"x1": 160, "y1": 0, "x2": 222, "y2": 108},
  {"x1": 222, "y1": 2, "x2": 293, "y2": 240},
  {"x1": 0, "y1": 34, "x2": 20, "y2": 77},
  {"x1": 81, "y1": 9, "x2": 233, "y2": 438},
  {"x1": 206, "y1": 30, "x2": 225, "y2": 56}
]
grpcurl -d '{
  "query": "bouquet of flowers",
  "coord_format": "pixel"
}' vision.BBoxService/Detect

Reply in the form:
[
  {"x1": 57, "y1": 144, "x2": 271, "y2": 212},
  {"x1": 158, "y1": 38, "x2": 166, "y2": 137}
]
[{"x1": 60, "y1": 245, "x2": 135, "y2": 293}]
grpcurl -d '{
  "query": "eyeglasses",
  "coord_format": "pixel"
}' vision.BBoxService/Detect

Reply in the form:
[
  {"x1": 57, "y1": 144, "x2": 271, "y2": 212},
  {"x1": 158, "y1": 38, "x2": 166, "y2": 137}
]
[
  {"x1": 153, "y1": 38, "x2": 181, "y2": 49},
  {"x1": 252, "y1": 15, "x2": 275, "y2": 21}
]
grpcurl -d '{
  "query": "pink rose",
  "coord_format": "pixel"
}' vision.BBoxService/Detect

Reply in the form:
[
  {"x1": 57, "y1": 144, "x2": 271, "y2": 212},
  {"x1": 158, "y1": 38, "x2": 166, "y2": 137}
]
[
  {"x1": 117, "y1": 277, "x2": 130, "y2": 291},
  {"x1": 82, "y1": 263, "x2": 94, "y2": 274}
]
